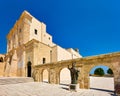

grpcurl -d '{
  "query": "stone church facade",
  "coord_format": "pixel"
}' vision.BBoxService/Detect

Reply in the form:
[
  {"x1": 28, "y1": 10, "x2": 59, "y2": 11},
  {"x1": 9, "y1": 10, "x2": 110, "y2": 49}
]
[{"x1": 2, "y1": 11, "x2": 82, "y2": 77}]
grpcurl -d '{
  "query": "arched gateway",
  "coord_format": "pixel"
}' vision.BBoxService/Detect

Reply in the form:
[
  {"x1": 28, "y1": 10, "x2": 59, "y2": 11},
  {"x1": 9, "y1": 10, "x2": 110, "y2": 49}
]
[{"x1": 33, "y1": 52, "x2": 120, "y2": 94}]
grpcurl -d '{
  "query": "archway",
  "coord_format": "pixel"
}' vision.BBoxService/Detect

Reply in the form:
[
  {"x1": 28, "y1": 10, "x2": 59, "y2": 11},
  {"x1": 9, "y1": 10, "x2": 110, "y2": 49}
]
[
  {"x1": 42, "y1": 69, "x2": 49, "y2": 83},
  {"x1": 27, "y1": 61, "x2": 32, "y2": 77},
  {"x1": 89, "y1": 65, "x2": 114, "y2": 92},
  {"x1": 60, "y1": 68, "x2": 71, "y2": 85},
  {"x1": 0, "y1": 57, "x2": 3, "y2": 62}
]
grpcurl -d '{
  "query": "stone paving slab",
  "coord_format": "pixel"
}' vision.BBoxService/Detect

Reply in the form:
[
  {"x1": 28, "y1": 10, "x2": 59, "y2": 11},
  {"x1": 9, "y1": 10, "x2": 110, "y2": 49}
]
[{"x1": 0, "y1": 82, "x2": 116, "y2": 96}]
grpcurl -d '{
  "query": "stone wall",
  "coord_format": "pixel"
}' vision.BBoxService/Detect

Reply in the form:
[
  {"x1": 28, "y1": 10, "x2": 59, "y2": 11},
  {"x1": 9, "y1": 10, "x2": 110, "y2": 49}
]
[{"x1": 33, "y1": 52, "x2": 120, "y2": 94}]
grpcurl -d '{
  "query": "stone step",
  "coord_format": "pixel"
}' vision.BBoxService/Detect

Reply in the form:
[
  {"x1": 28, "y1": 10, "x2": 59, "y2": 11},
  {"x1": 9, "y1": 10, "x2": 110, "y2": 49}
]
[{"x1": 0, "y1": 77, "x2": 34, "y2": 85}]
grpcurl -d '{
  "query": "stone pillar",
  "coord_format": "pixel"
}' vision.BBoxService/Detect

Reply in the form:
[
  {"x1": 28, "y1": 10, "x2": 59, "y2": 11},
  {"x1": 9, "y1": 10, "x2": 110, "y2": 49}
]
[
  {"x1": 55, "y1": 71, "x2": 60, "y2": 84},
  {"x1": 9, "y1": 50, "x2": 18, "y2": 77},
  {"x1": 22, "y1": 51, "x2": 26, "y2": 77},
  {"x1": 114, "y1": 70, "x2": 120, "y2": 95},
  {"x1": 22, "y1": 17, "x2": 31, "y2": 44},
  {"x1": 35, "y1": 73, "x2": 39, "y2": 82},
  {"x1": 33, "y1": 70, "x2": 39, "y2": 82},
  {"x1": 79, "y1": 76, "x2": 85, "y2": 88},
  {"x1": 82, "y1": 65, "x2": 90, "y2": 89},
  {"x1": 37, "y1": 70, "x2": 40, "y2": 82},
  {"x1": 113, "y1": 62, "x2": 120, "y2": 95},
  {"x1": 49, "y1": 68, "x2": 56, "y2": 84},
  {"x1": 39, "y1": 70, "x2": 43, "y2": 82},
  {"x1": 78, "y1": 66, "x2": 85, "y2": 89},
  {"x1": 84, "y1": 76, "x2": 90, "y2": 89},
  {"x1": 4, "y1": 57, "x2": 10, "y2": 77}
]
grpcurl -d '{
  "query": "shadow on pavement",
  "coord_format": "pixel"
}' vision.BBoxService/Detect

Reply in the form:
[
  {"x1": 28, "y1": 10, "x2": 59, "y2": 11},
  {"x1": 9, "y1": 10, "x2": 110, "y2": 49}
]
[
  {"x1": 59, "y1": 83, "x2": 69, "y2": 86},
  {"x1": 60, "y1": 83, "x2": 69, "y2": 90},
  {"x1": 61, "y1": 87, "x2": 69, "y2": 90},
  {"x1": 90, "y1": 87, "x2": 117, "y2": 96},
  {"x1": 90, "y1": 87, "x2": 114, "y2": 92},
  {"x1": 43, "y1": 81, "x2": 48, "y2": 83}
]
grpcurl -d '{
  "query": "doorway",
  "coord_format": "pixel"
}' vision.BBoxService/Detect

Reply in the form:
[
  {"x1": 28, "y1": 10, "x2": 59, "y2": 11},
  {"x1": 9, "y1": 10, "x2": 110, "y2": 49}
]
[{"x1": 27, "y1": 61, "x2": 32, "y2": 77}]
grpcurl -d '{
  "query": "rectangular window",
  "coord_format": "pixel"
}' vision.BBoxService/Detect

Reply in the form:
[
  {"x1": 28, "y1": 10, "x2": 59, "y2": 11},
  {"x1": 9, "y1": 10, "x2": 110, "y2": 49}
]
[
  {"x1": 43, "y1": 58, "x2": 46, "y2": 64},
  {"x1": 49, "y1": 37, "x2": 50, "y2": 40},
  {"x1": 35, "y1": 29, "x2": 37, "y2": 35}
]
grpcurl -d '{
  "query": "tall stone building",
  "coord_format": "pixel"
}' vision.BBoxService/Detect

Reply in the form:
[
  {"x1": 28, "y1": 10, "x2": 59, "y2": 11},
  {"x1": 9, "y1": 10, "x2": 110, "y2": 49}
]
[{"x1": 4, "y1": 11, "x2": 82, "y2": 77}]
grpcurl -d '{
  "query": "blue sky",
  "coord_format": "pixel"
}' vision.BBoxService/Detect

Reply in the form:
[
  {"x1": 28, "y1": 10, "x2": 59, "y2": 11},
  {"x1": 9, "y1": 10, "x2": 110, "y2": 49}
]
[
  {"x1": 0, "y1": 0, "x2": 120, "y2": 58},
  {"x1": 90, "y1": 65, "x2": 109, "y2": 75}
]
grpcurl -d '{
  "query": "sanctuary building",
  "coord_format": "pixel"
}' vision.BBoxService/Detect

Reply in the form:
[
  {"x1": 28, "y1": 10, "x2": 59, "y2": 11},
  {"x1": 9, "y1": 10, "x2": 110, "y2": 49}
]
[{"x1": 0, "y1": 11, "x2": 82, "y2": 77}]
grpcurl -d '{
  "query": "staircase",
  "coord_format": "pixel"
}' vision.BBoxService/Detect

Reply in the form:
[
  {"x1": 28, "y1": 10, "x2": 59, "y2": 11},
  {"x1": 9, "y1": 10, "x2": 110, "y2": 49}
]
[{"x1": 0, "y1": 77, "x2": 34, "y2": 85}]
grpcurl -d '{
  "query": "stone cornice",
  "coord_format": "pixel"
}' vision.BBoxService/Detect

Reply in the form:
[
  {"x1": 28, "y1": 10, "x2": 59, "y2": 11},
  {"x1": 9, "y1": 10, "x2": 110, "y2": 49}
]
[{"x1": 25, "y1": 39, "x2": 52, "y2": 49}]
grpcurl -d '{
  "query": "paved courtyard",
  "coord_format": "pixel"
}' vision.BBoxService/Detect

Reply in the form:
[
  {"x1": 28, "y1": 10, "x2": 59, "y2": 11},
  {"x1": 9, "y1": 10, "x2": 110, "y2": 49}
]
[{"x1": 0, "y1": 77, "x2": 116, "y2": 96}]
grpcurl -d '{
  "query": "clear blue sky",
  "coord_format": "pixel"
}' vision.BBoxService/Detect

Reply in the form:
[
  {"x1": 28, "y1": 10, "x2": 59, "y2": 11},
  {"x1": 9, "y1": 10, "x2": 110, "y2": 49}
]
[
  {"x1": 0, "y1": 0, "x2": 120, "y2": 58},
  {"x1": 90, "y1": 65, "x2": 109, "y2": 74}
]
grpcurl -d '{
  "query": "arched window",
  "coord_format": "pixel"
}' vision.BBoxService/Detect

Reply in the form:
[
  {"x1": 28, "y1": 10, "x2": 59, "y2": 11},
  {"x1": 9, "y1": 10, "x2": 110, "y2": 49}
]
[{"x1": 0, "y1": 57, "x2": 3, "y2": 62}]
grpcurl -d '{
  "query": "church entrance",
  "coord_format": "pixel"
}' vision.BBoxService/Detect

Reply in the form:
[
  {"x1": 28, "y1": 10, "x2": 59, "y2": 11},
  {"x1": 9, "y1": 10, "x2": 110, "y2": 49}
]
[{"x1": 27, "y1": 61, "x2": 32, "y2": 77}]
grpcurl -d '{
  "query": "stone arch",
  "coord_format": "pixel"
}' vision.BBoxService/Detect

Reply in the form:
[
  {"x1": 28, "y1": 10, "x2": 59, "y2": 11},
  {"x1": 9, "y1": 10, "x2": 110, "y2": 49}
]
[
  {"x1": 84, "y1": 63, "x2": 115, "y2": 77},
  {"x1": 0, "y1": 57, "x2": 3, "y2": 62},
  {"x1": 27, "y1": 61, "x2": 32, "y2": 77},
  {"x1": 89, "y1": 64, "x2": 114, "y2": 90},
  {"x1": 59, "y1": 67, "x2": 71, "y2": 85},
  {"x1": 42, "y1": 69, "x2": 49, "y2": 83},
  {"x1": 57, "y1": 67, "x2": 66, "y2": 84},
  {"x1": 84, "y1": 63, "x2": 115, "y2": 89},
  {"x1": 88, "y1": 63, "x2": 115, "y2": 75}
]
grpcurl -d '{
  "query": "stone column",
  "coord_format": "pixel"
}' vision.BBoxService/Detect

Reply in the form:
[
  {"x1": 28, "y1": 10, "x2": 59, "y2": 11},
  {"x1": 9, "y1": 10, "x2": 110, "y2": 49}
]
[
  {"x1": 33, "y1": 70, "x2": 39, "y2": 82},
  {"x1": 9, "y1": 50, "x2": 18, "y2": 77},
  {"x1": 83, "y1": 76, "x2": 90, "y2": 89},
  {"x1": 78, "y1": 67, "x2": 85, "y2": 89},
  {"x1": 49, "y1": 68, "x2": 56, "y2": 84},
  {"x1": 35, "y1": 73, "x2": 39, "y2": 82},
  {"x1": 22, "y1": 50, "x2": 26, "y2": 77},
  {"x1": 82, "y1": 65, "x2": 90, "y2": 89},
  {"x1": 114, "y1": 67, "x2": 120, "y2": 95},
  {"x1": 113, "y1": 62, "x2": 120, "y2": 95},
  {"x1": 55, "y1": 70, "x2": 60, "y2": 84},
  {"x1": 39, "y1": 69, "x2": 43, "y2": 82}
]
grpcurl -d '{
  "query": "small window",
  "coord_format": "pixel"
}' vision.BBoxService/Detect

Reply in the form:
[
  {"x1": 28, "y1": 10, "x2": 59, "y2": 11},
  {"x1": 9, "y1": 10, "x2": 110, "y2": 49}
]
[
  {"x1": 43, "y1": 58, "x2": 46, "y2": 64},
  {"x1": 34, "y1": 29, "x2": 37, "y2": 35},
  {"x1": 0, "y1": 57, "x2": 3, "y2": 62}
]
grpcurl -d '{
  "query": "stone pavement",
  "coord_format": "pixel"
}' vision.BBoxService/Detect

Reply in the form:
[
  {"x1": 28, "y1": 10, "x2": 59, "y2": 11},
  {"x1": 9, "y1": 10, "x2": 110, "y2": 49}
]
[{"x1": 0, "y1": 82, "x2": 115, "y2": 96}]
